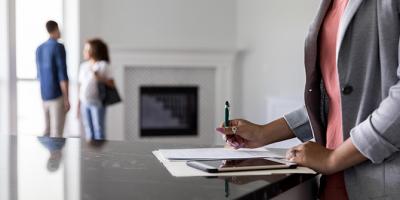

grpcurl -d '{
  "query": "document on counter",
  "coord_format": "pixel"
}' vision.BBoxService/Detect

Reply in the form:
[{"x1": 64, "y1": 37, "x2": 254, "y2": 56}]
[
  {"x1": 157, "y1": 147, "x2": 287, "y2": 161},
  {"x1": 152, "y1": 150, "x2": 316, "y2": 177}
]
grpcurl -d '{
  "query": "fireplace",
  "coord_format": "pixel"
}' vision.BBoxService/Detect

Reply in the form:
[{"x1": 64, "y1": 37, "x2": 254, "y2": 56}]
[
  {"x1": 108, "y1": 49, "x2": 235, "y2": 144},
  {"x1": 139, "y1": 86, "x2": 198, "y2": 137}
]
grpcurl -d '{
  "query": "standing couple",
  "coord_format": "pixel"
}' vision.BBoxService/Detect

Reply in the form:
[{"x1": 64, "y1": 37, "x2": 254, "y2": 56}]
[{"x1": 36, "y1": 20, "x2": 115, "y2": 141}]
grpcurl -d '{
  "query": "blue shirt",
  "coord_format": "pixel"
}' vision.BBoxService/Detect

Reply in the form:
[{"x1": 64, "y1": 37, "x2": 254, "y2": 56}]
[
  {"x1": 37, "y1": 136, "x2": 66, "y2": 151},
  {"x1": 36, "y1": 38, "x2": 69, "y2": 100}
]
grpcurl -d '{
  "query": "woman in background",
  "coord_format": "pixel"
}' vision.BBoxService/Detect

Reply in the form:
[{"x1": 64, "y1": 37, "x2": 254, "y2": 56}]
[{"x1": 78, "y1": 39, "x2": 115, "y2": 141}]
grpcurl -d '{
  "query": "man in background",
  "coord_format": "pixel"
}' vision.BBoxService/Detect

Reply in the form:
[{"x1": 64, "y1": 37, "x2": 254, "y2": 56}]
[{"x1": 36, "y1": 20, "x2": 69, "y2": 137}]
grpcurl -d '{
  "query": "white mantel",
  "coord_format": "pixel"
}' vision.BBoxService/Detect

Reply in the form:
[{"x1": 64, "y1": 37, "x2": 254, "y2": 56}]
[{"x1": 108, "y1": 48, "x2": 236, "y2": 145}]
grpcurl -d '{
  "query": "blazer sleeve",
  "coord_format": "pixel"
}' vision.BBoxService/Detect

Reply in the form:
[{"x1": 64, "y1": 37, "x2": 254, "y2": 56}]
[
  {"x1": 283, "y1": 106, "x2": 314, "y2": 142},
  {"x1": 350, "y1": 38, "x2": 400, "y2": 164}
]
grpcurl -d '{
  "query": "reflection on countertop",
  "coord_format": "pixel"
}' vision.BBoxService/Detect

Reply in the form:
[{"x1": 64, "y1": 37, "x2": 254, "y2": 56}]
[
  {"x1": 0, "y1": 134, "x2": 316, "y2": 200},
  {"x1": 37, "y1": 136, "x2": 66, "y2": 172}
]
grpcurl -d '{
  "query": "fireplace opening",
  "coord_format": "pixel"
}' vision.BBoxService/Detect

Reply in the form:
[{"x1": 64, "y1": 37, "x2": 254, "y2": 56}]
[{"x1": 139, "y1": 86, "x2": 198, "y2": 137}]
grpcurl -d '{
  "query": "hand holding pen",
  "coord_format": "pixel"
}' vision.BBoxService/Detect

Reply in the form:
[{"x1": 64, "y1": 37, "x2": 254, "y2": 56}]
[{"x1": 216, "y1": 101, "x2": 266, "y2": 149}]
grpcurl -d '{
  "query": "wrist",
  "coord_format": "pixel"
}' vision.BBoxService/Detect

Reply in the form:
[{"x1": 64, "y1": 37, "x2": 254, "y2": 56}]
[
  {"x1": 258, "y1": 124, "x2": 273, "y2": 145},
  {"x1": 326, "y1": 149, "x2": 338, "y2": 174},
  {"x1": 98, "y1": 76, "x2": 106, "y2": 83}
]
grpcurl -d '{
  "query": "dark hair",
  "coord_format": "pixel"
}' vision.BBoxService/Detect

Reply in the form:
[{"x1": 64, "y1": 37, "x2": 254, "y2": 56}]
[
  {"x1": 86, "y1": 38, "x2": 110, "y2": 62},
  {"x1": 46, "y1": 20, "x2": 59, "y2": 33}
]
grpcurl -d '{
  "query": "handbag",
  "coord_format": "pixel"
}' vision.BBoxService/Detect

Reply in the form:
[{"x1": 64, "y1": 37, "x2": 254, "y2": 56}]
[{"x1": 98, "y1": 82, "x2": 122, "y2": 106}]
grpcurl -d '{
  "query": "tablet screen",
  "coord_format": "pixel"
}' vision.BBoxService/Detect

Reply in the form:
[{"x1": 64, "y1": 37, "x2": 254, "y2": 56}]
[
  {"x1": 200, "y1": 159, "x2": 285, "y2": 168},
  {"x1": 187, "y1": 158, "x2": 296, "y2": 173}
]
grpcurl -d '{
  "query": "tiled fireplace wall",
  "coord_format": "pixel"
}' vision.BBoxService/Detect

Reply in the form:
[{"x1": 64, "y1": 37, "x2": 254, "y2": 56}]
[
  {"x1": 124, "y1": 67, "x2": 215, "y2": 144},
  {"x1": 108, "y1": 50, "x2": 235, "y2": 145}
]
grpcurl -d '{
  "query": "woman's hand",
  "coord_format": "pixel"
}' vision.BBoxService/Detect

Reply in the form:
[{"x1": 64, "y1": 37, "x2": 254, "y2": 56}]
[
  {"x1": 286, "y1": 141, "x2": 335, "y2": 175},
  {"x1": 216, "y1": 119, "x2": 267, "y2": 149},
  {"x1": 287, "y1": 139, "x2": 367, "y2": 175},
  {"x1": 94, "y1": 71, "x2": 105, "y2": 82},
  {"x1": 94, "y1": 71, "x2": 116, "y2": 88},
  {"x1": 216, "y1": 118, "x2": 297, "y2": 149}
]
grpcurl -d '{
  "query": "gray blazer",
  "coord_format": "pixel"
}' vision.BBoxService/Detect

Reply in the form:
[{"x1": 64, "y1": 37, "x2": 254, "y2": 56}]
[{"x1": 284, "y1": 0, "x2": 400, "y2": 199}]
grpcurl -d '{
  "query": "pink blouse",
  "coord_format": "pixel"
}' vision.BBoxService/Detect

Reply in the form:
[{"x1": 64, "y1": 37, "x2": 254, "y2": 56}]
[{"x1": 318, "y1": 0, "x2": 349, "y2": 199}]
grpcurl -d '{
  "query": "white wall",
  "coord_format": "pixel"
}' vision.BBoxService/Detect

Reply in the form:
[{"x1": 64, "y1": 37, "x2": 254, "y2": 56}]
[
  {"x1": 79, "y1": 0, "x2": 237, "y2": 140},
  {"x1": 80, "y1": 0, "x2": 236, "y2": 51},
  {"x1": 236, "y1": 0, "x2": 320, "y2": 124},
  {"x1": 78, "y1": 0, "x2": 321, "y2": 141},
  {"x1": 79, "y1": 0, "x2": 100, "y2": 51}
]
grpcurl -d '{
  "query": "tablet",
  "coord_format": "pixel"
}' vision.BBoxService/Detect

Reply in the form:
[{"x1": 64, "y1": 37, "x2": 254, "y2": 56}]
[{"x1": 186, "y1": 158, "x2": 297, "y2": 173}]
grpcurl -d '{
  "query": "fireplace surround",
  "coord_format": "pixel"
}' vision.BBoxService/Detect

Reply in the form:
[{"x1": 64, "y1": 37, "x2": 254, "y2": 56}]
[{"x1": 108, "y1": 49, "x2": 236, "y2": 145}]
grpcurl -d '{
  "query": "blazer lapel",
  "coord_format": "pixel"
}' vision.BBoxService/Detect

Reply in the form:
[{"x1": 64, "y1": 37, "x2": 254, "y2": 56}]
[
  {"x1": 304, "y1": 0, "x2": 331, "y2": 74},
  {"x1": 304, "y1": 0, "x2": 331, "y2": 145},
  {"x1": 336, "y1": 0, "x2": 364, "y2": 60}
]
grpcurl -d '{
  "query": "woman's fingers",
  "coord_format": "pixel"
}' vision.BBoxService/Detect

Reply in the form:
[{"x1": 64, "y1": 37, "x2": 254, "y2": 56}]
[
  {"x1": 216, "y1": 119, "x2": 244, "y2": 136},
  {"x1": 219, "y1": 119, "x2": 240, "y2": 128},
  {"x1": 217, "y1": 119, "x2": 250, "y2": 149},
  {"x1": 226, "y1": 135, "x2": 246, "y2": 149},
  {"x1": 286, "y1": 145, "x2": 305, "y2": 164},
  {"x1": 228, "y1": 119, "x2": 240, "y2": 127},
  {"x1": 216, "y1": 126, "x2": 241, "y2": 136},
  {"x1": 227, "y1": 139, "x2": 240, "y2": 149}
]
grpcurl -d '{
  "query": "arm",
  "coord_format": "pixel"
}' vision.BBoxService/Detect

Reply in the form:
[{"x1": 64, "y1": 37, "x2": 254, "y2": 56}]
[
  {"x1": 36, "y1": 48, "x2": 40, "y2": 80},
  {"x1": 77, "y1": 83, "x2": 81, "y2": 119},
  {"x1": 94, "y1": 73, "x2": 115, "y2": 88},
  {"x1": 55, "y1": 44, "x2": 70, "y2": 111},
  {"x1": 287, "y1": 139, "x2": 367, "y2": 175},
  {"x1": 94, "y1": 63, "x2": 115, "y2": 88},
  {"x1": 217, "y1": 117, "x2": 297, "y2": 149},
  {"x1": 349, "y1": 38, "x2": 400, "y2": 164},
  {"x1": 60, "y1": 81, "x2": 70, "y2": 111},
  {"x1": 329, "y1": 139, "x2": 367, "y2": 172},
  {"x1": 283, "y1": 106, "x2": 314, "y2": 142},
  {"x1": 257, "y1": 106, "x2": 314, "y2": 145},
  {"x1": 217, "y1": 106, "x2": 312, "y2": 148},
  {"x1": 260, "y1": 118, "x2": 296, "y2": 145}
]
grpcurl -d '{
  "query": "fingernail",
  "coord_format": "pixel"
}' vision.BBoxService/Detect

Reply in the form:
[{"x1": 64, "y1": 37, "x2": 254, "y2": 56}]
[
  {"x1": 227, "y1": 141, "x2": 238, "y2": 148},
  {"x1": 216, "y1": 128, "x2": 224, "y2": 133},
  {"x1": 228, "y1": 142, "x2": 237, "y2": 148}
]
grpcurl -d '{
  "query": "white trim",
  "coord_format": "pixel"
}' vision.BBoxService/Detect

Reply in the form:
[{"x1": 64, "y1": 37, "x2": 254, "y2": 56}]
[
  {"x1": 0, "y1": 0, "x2": 17, "y2": 135},
  {"x1": 0, "y1": 0, "x2": 16, "y2": 199}
]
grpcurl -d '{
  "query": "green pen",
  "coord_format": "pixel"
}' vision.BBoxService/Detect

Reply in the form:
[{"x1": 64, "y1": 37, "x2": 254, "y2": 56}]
[
  {"x1": 224, "y1": 101, "x2": 230, "y2": 127},
  {"x1": 225, "y1": 178, "x2": 230, "y2": 198}
]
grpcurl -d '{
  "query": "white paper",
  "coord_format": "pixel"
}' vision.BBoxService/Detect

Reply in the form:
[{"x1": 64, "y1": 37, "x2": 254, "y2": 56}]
[
  {"x1": 157, "y1": 147, "x2": 286, "y2": 161},
  {"x1": 153, "y1": 150, "x2": 316, "y2": 177}
]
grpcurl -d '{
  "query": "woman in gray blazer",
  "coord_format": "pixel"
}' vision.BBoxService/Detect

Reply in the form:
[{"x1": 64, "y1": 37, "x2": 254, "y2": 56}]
[{"x1": 217, "y1": 0, "x2": 400, "y2": 199}]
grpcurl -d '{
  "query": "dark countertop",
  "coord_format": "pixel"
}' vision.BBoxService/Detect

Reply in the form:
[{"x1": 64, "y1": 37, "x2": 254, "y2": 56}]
[{"x1": 0, "y1": 135, "x2": 316, "y2": 200}]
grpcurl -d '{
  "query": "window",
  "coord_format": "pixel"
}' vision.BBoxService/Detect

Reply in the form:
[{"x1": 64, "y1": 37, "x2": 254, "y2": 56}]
[{"x1": 16, "y1": 0, "x2": 63, "y2": 135}]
